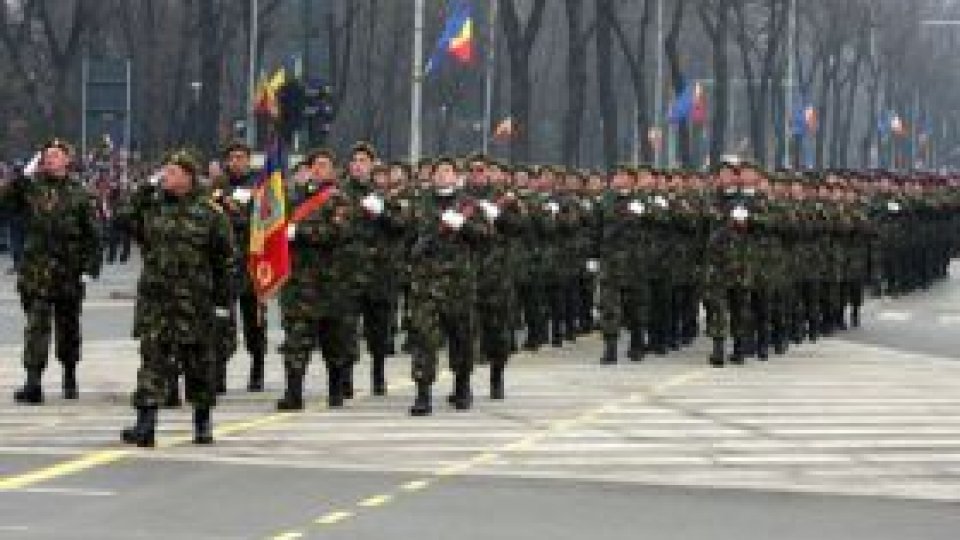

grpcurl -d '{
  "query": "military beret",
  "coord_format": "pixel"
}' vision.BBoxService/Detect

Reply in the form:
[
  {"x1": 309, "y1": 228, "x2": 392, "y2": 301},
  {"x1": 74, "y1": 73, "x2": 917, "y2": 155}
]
[
  {"x1": 222, "y1": 140, "x2": 252, "y2": 157},
  {"x1": 166, "y1": 149, "x2": 200, "y2": 177},
  {"x1": 42, "y1": 138, "x2": 74, "y2": 155},
  {"x1": 350, "y1": 141, "x2": 377, "y2": 160}
]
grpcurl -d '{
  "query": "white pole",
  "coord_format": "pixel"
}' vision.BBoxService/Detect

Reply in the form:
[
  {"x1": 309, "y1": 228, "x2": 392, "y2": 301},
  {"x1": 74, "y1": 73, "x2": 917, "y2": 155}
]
[
  {"x1": 81, "y1": 55, "x2": 88, "y2": 160},
  {"x1": 482, "y1": 0, "x2": 497, "y2": 156},
  {"x1": 632, "y1": 102, "x2": 640, "y2": 166},
  {"x1": 411, "y1": 0, "x2": 425, "y2": 163},
  {"x1": 125, "y1": 58, "x2": 132, "y2": 168},
  {"x1": 654, "y1": 0, "x2": 664, "y2": 168},
  {"x1": 785, "y1": 0, "x2": 795, "y2": 168},
  {"x1": 247, "y1": 0, "x2": 258, "y2": 147}
]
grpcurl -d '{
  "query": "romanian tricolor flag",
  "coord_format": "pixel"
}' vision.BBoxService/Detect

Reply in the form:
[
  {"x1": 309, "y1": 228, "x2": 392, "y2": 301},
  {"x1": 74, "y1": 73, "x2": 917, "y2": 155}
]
[
  {"x1": 247, "y1": 143, "x2": 290, "y2": 301},
  {"x1": 425, "y1": 2, "x2": 474, "y2": 75},
  {"x1": 254, "y1": 68, "x2": 286, "y2": 120}
]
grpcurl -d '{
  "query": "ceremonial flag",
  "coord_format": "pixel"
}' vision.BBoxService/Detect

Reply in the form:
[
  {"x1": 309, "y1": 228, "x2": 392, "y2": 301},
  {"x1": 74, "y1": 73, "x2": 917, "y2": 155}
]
[
  {"x1": 248, "y1": 143, "x2": 290, "y2": 301},
  {"x1": 254, "y1": 68, "x2": 287, "y2": 119},
  {"x1": 425, "y1": 1, "x2": 474, "y2": 75}
]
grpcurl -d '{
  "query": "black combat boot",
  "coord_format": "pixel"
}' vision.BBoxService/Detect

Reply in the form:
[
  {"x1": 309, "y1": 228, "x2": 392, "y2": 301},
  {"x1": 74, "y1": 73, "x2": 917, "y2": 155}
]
[
  {"x1": 62, "y1": 364, "x2": 78, "y2": 400},
  {"x1": 13, "y1": 367, "x2": 43, "y2": 405},
  {"x1": 341, "y1": 364, "x2": 355, "y2": 399},
  {"x1": 371, "y1": 354, "x2": 387, "y2": 396},
  {"x1": 729, "y1": 338, "x2": 745, "y2": 365},
  {"x1": 193, "y1": 408, "x2": 214, "y2": 445},
  {"x1": 600, "y1": 336, "x2": 618, "y2": 365},
  {"x1": 851, "y1": 306, "x2": 861, "y2": 328},
  {"x1": 121, "y1": 406, "x2": 157, "y2": 448},
  {"x1": 490, "y1": 359, "x2": 506, "y2": 400},
  {"x1": 162, "y1": 374, "x2": 182, "y2": 409},
  {"x1": 327, "y1": 365, "x2": 344, "y2": 408},
  {"x1": 709, "y1": 338, "x2": 726, "y2": 368},
  {"x1": 247, "y1": 352, "x2": 264, "y2": 392},
  {"x1": 628, "y1": 330, "x2": 645, "y2": 362},
  {"x1": 756, "y1": 332, "x2": 770, "y2": 361},
  {"x1": 276, "y1": 367, "x2": 304, "y2": 411},
  {"x1": 551, "y1": 319, "x2": 563, "y2": 348},
  {"x1": 835, "y1": 308, "x2": 848, "y2": 332},
  {"x1": 452, "y1": 371, "x2": 473, "y2": 411},
  {"x1": 772, "y1": 329, "x2": 788, "y2": 355},
  {"x1": 409, "y1": 382, "x2": 432, "y2": 416}
]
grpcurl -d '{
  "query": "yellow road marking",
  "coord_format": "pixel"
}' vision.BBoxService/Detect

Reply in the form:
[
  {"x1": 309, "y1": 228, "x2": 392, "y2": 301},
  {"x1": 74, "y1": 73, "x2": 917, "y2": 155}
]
[
  {"x1": 0, "y1": 450, "x2": 132, "y2": 491},
  {"x1": 315, "y1": 510, "x2": 354, "y2": 525},
  {"x1": 271, "y1": 532, "x2": 304, "y2": 540},
  {"x1": 357, "y1": 494, "x2": 393, "y2": 507},
  {"x1": 400, "y1": 479, "x2": 432, "y2": 492}
]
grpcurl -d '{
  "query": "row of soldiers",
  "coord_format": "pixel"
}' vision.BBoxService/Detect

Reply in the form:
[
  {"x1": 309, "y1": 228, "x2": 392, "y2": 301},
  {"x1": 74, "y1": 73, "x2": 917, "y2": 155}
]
[{"x1": 3, "y1": 139, "x2": 957, "y2": 447}]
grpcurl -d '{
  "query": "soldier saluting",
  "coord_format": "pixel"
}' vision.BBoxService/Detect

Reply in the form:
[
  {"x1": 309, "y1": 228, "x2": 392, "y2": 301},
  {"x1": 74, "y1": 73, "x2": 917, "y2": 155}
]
[
  {"x1": 1, "y1": 139, "x2": 101, "y2": 404},
  {"x1": 118, "y1": 151, "x2": 234, "y2": 447}
]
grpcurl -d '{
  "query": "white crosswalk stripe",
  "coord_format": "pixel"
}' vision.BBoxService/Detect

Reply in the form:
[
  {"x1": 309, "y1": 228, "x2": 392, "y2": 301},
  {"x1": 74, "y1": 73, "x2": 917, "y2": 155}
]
[{"x1": 2, "y1": 335, "x2": 960, "y2": 501}]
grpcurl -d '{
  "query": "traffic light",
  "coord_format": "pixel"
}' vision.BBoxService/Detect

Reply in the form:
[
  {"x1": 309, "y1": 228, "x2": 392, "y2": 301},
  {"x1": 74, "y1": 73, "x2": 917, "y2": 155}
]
[{"x1": 304, "y1": 80, "x2": 336, "y2": 146}]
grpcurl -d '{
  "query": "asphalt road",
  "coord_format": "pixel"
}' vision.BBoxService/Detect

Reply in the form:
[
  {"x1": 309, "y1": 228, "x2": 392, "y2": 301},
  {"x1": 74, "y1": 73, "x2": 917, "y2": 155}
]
[{"x1": 1, "y1": 255, "x2": 959, "y2": 540}]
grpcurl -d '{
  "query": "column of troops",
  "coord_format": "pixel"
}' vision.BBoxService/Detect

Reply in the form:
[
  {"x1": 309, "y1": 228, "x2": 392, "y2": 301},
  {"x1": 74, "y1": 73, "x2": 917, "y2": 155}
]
[{"x1": 3, "y1": 139, "x2": 958, "y2": 448}]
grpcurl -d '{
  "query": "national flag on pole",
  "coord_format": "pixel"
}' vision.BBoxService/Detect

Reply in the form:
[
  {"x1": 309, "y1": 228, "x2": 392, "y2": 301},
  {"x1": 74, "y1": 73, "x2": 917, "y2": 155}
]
[
  {"x1": 247, "y1": 143, "x2": 290, "y2": 301},
  {"x1": 254, "y1": 68, "x2": 287, "y2": 119},
  {"x1": 425, "y1": 1, "x2": 474, "y2": 75}
]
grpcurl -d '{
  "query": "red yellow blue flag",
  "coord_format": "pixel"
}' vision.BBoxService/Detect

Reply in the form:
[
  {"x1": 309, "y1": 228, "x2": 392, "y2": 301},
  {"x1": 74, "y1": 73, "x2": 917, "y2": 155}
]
[
  {"x1": 247, "y1": 143, "x2": 290, "y2": 301},
  {"x1": 425, "y1": 2, "x2": 474, "y2": 75}
]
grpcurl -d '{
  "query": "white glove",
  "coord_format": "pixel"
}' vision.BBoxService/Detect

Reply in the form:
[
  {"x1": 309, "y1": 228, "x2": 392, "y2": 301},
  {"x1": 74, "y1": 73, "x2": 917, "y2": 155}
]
[
  {"x1": 23, "y1": 151, "x2": 41, "y2": 178},
  {"x1": 887, "y1": 201, "x2": 901, "y2": 213},
  {"x1": 215, "y1": 307, "x2": 231, "y2": 319},
  {"x1": 628, "y1": 200, "x2": 645, "y2": 216},
  {"x1": 148, "y1": 171, "x2": 162, "y2": 186},
  {"x1": 544, "y1": 201, "x2": 560, "y2": 215},
  {"x1": 441, "y1": 209, "x2": 466, "y2": 230},
  {"x1": 361, "y1": 193, "x2": 385, "y2": 216},
  {"x1": 731, "y1": 205, "x2": 750, "y2": 222},
  {"x1": 586, "y1": 259, "x2": 599, "y2": 273},
  {"x1": 80, "y1": 274, "x2": 93, "y2": 284},
  {"x1": 653, "y1": 195, "x2": 669, "y2": 209},
  {"x1": 479, "y1": 200, "x2": 500, "y2": 222},
  {"x1": 286, "y1": 223, "x2": 297, "y2": 240},
  {"x1": 581, "y1": 200, "x2": 593, "y2": 211},
  {"x1": 232, "y1": 188, "x2": 252, "y2": 204}
]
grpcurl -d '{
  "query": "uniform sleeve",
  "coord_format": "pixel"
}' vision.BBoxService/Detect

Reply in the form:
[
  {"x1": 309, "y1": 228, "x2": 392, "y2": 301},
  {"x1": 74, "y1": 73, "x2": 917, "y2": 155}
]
[
  {"x1": 210, "y1": 210, "x2": 236, "y2": 308},
  {"x1": 79, "y1": 192, "x2": 103, "y2": 278}
]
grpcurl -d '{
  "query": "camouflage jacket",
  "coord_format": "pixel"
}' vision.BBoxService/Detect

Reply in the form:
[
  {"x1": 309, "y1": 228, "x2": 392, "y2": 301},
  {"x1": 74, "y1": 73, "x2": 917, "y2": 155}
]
[
  {"x1": 121, "y1": 186, "x2": 234, "y2": 343},
  {"x1": 2, "y1": 173, "x2": 101, "y2": 299}
]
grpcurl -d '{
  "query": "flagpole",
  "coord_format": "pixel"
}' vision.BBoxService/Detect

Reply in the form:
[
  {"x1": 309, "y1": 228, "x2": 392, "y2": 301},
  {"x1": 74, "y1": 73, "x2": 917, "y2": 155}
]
[
  {"x1": 654, "y1": 0, "x2": 664, "y2": 168},
  {"x1": 482, "y1": 0, "x2": 498, "y2": 156},
  {"x1": 411, "y1": 0, "x2": 425, "y2": 164},
  {"x1": 247, "y1": 0, "x2": 258, "y2": 147},
  {"x1": 785, "y1": 0, "x2": 795, "y2": 168}
]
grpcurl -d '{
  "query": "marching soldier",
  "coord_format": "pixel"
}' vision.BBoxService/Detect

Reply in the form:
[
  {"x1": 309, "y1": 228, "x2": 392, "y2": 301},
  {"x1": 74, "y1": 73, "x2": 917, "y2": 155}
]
[
  {"x1": 212, "y1": 142, "x2": 267, "y2": 393},
  {"x1": 119, "y1": 151, "x2": 234, "y2": 447},
  {"x1": 2, "y1": 139, "x2": 101, "y2": 404}
]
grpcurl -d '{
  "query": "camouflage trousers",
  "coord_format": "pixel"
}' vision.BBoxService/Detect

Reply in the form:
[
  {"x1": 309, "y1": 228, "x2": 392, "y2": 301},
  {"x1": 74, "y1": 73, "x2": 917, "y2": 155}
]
[
  {"x1": 20, "y1": 295, "x2": 82, "y2": 370},
  {"x1": 596, "y1": 270, "x2": 650, "y2": 340},
  {"x1": 516, "y1": 276, "x2": 547, "y2": 345},
  {"x1": 356, "y1": 294, "x2": 393, "y2": 360},
  {"x1": 476, "y1": 279, "x2": 516, "y2": 362},
  {"x1": 279, "y1": 312, "x2": 355, "y2": 374},
  {"x1": 132, "y1": 338, "x2": 215, "y2": 409},
  {"x1": 408, "y1": 294, "x2": 474, "y2": 385},
  {"x1": 704, "y1": 286, "x2": 753, "y2": 340}
]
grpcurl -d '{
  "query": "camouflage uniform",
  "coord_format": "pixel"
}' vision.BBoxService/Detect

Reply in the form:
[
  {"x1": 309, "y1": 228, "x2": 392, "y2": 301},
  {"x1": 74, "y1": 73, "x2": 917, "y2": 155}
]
[
  {"x1": 121, "y1": 184, "x2": 234, "y2": 411},
  {"x1": 213, "y1": 171, "x2": 267, "y2": 390},
  {"x1": 277, "y1": 179, "x2": 357, "y2": 409},
  {"x1": 407, "y1": 189, "x2": 486, "y2": 414},
  {"x1": 596, "y1": 191, "x2": 651, "y2": 363},
  {"x1": 2, "y1": 171, "x2": 101, "y2": 403}
]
